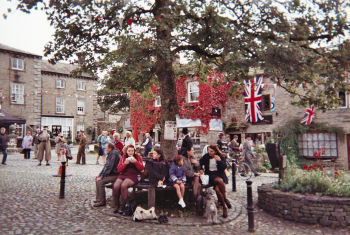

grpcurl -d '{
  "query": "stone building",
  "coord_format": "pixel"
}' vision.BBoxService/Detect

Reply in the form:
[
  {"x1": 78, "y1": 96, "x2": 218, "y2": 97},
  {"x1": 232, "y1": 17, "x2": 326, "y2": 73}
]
[
  {"x1": 221, "y1": 76, "x2": 350, "y2": 170},
  {"x1": 0, "y1": 43, "x2": 42, "y2": 137},
  {"x1": 40, "y1": 61, "x2": 99, "y2": 142},
  {"x1": 0, "y1": 43, "x2": 101, "y2": 142}
]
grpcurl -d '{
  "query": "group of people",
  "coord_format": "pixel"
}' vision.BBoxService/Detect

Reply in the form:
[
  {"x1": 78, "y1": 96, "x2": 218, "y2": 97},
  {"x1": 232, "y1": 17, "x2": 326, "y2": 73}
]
[{"x1": 93, "y1": 127, "x2": 232, "y2": 218}]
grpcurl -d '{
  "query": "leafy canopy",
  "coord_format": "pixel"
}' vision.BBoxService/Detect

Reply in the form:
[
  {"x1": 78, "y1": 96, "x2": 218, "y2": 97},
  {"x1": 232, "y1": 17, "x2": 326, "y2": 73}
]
[{"x1": 12, "y1": 0, "x2": 350, "y2": 110}]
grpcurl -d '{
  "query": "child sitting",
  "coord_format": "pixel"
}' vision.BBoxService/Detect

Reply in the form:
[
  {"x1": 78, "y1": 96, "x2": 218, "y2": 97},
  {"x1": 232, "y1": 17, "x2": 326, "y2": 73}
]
[{"x1": 169, "y1": 155, "x2": 186, "y2": 208}]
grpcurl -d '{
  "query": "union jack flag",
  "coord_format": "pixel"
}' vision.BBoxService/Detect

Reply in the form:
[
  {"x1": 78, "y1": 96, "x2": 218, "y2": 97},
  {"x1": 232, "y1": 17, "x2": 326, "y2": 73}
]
[
  {"x1": 244, "y1": 76, "x2": 264, "y2": 123},
  {"x1": 300, "y1": 105, "x2": 315, "y2": 126}
]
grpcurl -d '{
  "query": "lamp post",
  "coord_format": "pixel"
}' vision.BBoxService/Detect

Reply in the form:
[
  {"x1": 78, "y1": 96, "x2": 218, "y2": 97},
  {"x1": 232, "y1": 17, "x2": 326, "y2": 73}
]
[{"x1": 246, "y1": 180, "x2": 255, "y2": 232}]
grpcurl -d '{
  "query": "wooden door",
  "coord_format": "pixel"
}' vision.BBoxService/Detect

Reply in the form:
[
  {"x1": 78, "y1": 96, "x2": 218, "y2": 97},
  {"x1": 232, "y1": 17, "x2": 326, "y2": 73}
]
[{"x1": 347, "y1": 135, "x2": 350, "y2": 170}]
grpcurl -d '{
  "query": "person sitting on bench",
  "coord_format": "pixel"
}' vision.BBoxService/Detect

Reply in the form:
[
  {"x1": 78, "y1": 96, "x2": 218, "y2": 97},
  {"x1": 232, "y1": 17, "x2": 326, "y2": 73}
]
[
  {"x1": 145, "y1": 149, "x2": 169, "y2": 187},
  {"x1": 182, "y1": 146, "x2": 202, "y2": 212},
  {"x1": 93, "y1": 143, "x2": 121, "y2": 207},
  {"x1": 169, "y1": 156, "x2": 187, "y2": 208},
  {"x1": 113, "y1": 145, "x2": 144, "y2": 215}
]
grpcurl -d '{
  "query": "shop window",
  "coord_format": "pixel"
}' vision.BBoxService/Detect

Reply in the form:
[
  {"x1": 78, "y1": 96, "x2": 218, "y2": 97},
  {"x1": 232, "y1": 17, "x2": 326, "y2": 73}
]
[{"x1": 298, "y1": 132, "x2": 338, "y2": 159}]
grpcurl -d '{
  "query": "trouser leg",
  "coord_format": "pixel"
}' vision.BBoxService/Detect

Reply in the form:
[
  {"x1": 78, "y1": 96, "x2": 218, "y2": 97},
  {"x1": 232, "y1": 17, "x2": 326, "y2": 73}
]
[
  {"x1": 76, "y1": 149, "x2": 81, "y2": 164},
  {"x1": 245, "y1": 156, "x2": 257, "y2": 174},
  {"x1": 34, "y1": 144, "x2": 39, "y2": 158},
  {"x1": 82, "y1": 150, "x2": 86, "y2": 164},
  {"x1": 38, "y1": 143, "x2": 44, "y2": 162},
  {"x1": 2, "y1": 149, "x2": 7, "y2": 164},
  {"x1": 45, "y1": 143, "x2": 51, "y2": 162},
  {"x1": 96, "y1": 176, "x2": 117, "y2": 203}
]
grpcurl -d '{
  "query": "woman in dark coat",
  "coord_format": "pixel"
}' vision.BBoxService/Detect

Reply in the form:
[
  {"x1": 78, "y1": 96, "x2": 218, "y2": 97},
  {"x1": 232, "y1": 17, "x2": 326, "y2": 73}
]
[
  {"x1": 200, "y1": 145, "x2": 231, "y2": 218},
  {"x1": 145, "y1": 149, "x2": 169, "y2": 186}
]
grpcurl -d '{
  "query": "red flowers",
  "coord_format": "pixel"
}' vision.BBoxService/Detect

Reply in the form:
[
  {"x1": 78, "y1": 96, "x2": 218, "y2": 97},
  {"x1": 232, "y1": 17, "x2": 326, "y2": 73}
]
[
  {"x1": 302, "y1": 164, "x2": 318, "y2": 171},
  {"x1": 130, "y1": 71, "x2": 231, "y2": 135}
]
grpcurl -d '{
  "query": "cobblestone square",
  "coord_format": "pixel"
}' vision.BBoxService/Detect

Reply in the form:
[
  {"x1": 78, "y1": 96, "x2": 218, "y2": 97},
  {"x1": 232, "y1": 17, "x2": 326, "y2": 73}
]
[{"x1": 0, "y1": 149, "x2": 348, "y2": 235}]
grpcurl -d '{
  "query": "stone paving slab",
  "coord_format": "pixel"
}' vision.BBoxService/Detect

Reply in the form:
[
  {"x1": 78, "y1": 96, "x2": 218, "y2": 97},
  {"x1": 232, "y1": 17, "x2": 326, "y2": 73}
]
[{"x1": 0, "y1": 151, "x2": 349, "y2": 235}]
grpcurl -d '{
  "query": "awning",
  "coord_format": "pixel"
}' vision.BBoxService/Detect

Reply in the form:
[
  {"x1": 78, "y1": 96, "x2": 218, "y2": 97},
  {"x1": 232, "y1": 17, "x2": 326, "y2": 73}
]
[
  {"x1": 176, "y1": 117, "x2": 202, "y2": 128},
  {"x1": 0, "y1": 111, "x2": 26, "y2": 125}
]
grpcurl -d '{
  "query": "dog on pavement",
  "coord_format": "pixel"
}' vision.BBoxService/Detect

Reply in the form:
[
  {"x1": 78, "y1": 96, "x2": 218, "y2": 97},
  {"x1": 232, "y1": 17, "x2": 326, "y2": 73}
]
[{"x1": 203, "y1": 188, "x2": 218, "y2": 224}]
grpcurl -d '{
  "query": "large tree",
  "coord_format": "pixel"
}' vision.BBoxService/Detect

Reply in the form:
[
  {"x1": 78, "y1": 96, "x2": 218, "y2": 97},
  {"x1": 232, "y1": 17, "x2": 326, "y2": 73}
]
[{"x1": 11, "y1": 0, "x2": 350, "y2": 160}]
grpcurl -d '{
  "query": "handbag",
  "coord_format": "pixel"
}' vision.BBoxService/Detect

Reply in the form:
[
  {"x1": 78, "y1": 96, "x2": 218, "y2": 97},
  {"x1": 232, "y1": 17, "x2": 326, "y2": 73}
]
[
  {"x1": 200, "y1": 174, "x2": 209, "y2": 186},
  {"x1": 20, "y1": 149, "x2": 25, "y2": 154}
]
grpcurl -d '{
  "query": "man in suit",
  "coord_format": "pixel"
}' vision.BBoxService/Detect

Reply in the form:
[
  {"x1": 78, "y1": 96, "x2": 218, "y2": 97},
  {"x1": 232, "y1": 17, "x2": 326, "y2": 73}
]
[
  {"x1": 37, "y1": 126, "x2": 52, "y2": 166},
  {"x1": 179, "y1": 128, "x2": 193, "y2": 155},
  {"x1": 93, "y1": 143, "x2": 120, "y2": 207},
  {"x1": 76, "y1": 130, "x2": 87, "y2": 165},
  {"x1": 242, "y1": 135, "x2": 260, "y2": 177},
  {"x1": 228, "y1": 135, "x2": 240, "y2": 156},
  {"x1": 33, "y1": 128, "x2": 41, "y2": 159},
  {"x1": 0, "y1": 127, "x2": 8, "y2": 165}
]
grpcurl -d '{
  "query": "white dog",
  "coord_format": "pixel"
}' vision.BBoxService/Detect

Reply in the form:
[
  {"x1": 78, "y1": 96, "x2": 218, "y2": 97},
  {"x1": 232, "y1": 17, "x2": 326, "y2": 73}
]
[
  {"x1": 204, "y1": 188, "x2": 218, "y2": 224},
  {"x1": 133, "y1": 206, "x2": 157, "y2": 222}
]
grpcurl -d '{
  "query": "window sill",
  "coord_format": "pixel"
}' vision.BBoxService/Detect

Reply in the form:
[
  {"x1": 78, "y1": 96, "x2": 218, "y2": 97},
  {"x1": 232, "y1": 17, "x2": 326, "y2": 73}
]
[
  {"x1": 10, "y1": 102, "x2": 24, "y2": 105},
  {"x1": 77, "y1": 113, "x2": 86, "y2": 116},
  {"x1": 56, "y1": 87, "x2": 65, "y2": 89},
  {"x1": 11, "y1": 68, "x2": 24, "y2": 71}
]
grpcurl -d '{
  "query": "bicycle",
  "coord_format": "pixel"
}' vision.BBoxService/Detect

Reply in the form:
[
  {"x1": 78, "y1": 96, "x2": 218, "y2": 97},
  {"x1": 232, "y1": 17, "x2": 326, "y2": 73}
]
[{"x1": 230, "y1": 153, "x2": 253, "y2": 180}]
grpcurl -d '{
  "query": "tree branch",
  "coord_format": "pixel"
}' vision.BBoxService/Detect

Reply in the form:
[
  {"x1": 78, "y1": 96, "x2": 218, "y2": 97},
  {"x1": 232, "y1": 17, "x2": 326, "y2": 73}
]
[{"x1": 172, "y1": 45, "x2": 222, "y2": 58}]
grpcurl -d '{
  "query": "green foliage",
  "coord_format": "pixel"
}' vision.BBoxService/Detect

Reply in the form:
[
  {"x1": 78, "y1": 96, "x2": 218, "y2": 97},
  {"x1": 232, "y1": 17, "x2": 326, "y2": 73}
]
[
  {"x1": 270, "y1": 119, "x2": 343, "y2": 165},
  {"x1": 9, "y1": 0, "x2": 350, "y2": 109},
  {"x1": 274, "y1": 165, "x2": 350, "y2": 197}
]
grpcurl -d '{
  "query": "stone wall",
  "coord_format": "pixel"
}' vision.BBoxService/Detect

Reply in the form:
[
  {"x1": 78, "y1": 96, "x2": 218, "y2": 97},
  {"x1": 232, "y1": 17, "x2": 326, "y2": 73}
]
[
  {"x1": 258, "y1": 184, "x2": 350, "y2": 227},
  {"x1": 0, "y1": 49, "x2": 42, "y2": 128}
]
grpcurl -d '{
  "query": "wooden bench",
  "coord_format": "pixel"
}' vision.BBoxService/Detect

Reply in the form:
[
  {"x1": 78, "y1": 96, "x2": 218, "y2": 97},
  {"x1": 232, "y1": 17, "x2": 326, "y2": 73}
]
[{"x1": 106, "y1": 182, "x2": 209, "y2": 209}]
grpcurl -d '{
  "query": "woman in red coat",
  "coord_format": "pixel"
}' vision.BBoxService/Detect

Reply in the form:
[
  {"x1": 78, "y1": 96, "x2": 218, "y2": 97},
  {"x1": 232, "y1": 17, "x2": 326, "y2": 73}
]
[{"x1": 113, "y1": 145, "x2": 144, "y2": 214}]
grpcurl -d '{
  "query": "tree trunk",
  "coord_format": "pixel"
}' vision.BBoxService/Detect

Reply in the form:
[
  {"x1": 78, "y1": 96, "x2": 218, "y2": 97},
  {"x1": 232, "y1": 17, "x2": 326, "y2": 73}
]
[{"x1": 154, "y1": 0, "x2": 178, "y2": 161}]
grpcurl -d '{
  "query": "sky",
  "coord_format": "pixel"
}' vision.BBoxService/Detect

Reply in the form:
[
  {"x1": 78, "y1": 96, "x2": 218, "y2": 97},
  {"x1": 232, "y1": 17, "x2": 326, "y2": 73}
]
[{"x1": 0, "y1": 1, "x2": 54, "y2": 56}]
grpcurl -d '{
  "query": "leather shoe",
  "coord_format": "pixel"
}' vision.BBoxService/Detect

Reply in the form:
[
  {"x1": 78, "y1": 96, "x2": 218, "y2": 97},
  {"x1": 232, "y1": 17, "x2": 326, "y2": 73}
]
[
  {"x1": 93, "y1": 202, "x2": 106, "y2": 207},
  {"x1": 254, "y1": 173, "x2": 261, "y2": 177},
  {"x1": 225, "y1": 199, "x2": 232, "y2": 209}
]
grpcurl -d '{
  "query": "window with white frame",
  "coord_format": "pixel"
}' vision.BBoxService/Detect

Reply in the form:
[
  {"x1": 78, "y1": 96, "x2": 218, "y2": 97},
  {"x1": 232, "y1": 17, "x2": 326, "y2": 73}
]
[
  {"x1": 77, "y1": 99, "x2": 85, "y2": 114},
  {"x1": 56, "y1": 97, "x2": 65, "y2": 113},
  {"x1": 10, "y1": 83, "x2": 24, "y2": 104},
  {"x1": 154, "y1": 96, "x2": 161, "y2": 107},
  {"x1": 187, "y1": 81, "x2": 199, "y2": 103},
  {"x1": 298, "y1": 132, "x2": 338, "y2": 159},
  {"x1": 76, "y1": 123, "x2": 84, "y2": 133},
  {"x1": 56, "y1": 79, "x2": 65, "y2": 88},
  {"x1": 11, "y1": 58, "x2": 24, "y2": 70},
  {"x1": 77, "y1": 80, "x2": 86, "y2": 91}
]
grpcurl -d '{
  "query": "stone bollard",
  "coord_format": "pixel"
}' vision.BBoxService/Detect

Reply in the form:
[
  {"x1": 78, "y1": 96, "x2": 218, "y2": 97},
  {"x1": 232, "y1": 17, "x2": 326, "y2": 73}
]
[
  {"x1": 246, "y1": 180, "x2": 255, "y2": 232},
  {"x1": 59, "y1": 161, "x2": 66, "y2": 199},
  {"x1": 232, "y1": 159, "x2": 236, "y2": 192}
]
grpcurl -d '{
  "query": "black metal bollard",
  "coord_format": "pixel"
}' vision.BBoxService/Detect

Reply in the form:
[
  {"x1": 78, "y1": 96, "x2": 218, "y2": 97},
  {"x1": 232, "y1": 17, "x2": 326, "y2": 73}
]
[
  {"x1": 246, "y1": 180, "x2": 255, "y2": 232},
  {"x1": 232, "y1": 160, "x2": 236, "y2": 192},
  {"x1": 59, "y1": 161, "x2": 66, "y2": 199}
]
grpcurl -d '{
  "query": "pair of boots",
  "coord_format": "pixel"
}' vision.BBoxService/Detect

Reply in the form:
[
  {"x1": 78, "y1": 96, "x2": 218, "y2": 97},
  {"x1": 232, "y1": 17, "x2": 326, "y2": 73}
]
[{"x1": 216, "y1": 188, "x2": 232, "y2": 218}]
